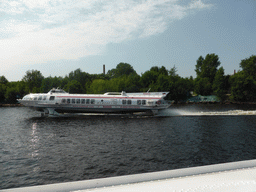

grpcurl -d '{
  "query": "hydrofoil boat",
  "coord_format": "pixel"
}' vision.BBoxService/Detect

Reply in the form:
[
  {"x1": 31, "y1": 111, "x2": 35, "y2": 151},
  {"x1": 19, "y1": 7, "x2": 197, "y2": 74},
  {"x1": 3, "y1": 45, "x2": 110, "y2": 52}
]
[{"x1": 18, "y1": 88, "x2": 170, "y2": 116}]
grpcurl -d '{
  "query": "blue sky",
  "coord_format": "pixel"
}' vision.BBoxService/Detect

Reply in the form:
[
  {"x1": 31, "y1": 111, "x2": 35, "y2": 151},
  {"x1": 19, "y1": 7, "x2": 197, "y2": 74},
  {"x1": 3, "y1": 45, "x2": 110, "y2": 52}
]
[{"x1": 1, "y1": 0, "x2": 255, "y2": 81}]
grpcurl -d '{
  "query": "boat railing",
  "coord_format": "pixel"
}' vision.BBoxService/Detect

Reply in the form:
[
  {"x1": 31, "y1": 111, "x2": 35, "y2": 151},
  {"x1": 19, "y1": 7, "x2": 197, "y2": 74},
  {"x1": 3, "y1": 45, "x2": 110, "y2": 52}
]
[
  {"x1": 104, "y1": 91, "x2": 127, "y2": 96},
  {"x1": 48, "y1": 88, "x2": 67, "y2": 94}
]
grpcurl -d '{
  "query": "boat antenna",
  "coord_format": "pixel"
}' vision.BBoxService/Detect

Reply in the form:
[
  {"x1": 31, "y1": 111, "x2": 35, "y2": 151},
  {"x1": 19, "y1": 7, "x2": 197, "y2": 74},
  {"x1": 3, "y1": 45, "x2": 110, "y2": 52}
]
[{"x1": 147, "y1": 88, "x2": 151, "y2": 93}]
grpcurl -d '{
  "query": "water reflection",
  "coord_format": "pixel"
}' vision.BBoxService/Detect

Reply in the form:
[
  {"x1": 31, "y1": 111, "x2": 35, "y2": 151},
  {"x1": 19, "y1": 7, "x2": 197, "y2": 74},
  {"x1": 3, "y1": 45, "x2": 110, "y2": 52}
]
[{"x1": 30, "y1": 123, "x2": 39, "y2": 159}]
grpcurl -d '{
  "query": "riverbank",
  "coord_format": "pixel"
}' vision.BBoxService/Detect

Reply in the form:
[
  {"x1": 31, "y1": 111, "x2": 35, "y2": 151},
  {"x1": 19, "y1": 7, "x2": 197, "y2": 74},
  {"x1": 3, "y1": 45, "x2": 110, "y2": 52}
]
[
  {"x1": 178, "y1": 101, "x2": 256, "y2": 105},
  {"x1": 171, "y1": 99, "x2": 256, "y2": 105}
]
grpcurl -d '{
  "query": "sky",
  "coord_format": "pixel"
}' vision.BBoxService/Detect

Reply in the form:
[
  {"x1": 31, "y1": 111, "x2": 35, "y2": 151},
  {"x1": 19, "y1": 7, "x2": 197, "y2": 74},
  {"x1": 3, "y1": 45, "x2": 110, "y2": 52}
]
[{"x1": 0, "y1": 0, "x2": 256, "y2": 81}]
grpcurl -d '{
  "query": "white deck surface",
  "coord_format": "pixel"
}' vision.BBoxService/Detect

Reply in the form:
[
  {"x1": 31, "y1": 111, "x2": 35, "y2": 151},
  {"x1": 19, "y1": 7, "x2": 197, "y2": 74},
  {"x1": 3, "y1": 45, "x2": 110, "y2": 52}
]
[
  {"x1": 82, "y1": 167, "x2": 256, "y2": 192},
  {"x1": 2, "y1": 159, "x2": 256, "y2": 192}
]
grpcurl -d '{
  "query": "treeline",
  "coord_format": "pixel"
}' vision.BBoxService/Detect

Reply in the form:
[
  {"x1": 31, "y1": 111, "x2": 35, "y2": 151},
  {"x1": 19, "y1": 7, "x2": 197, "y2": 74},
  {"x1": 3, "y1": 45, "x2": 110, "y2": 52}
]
[{"x1": 0, "y1": 54, "x2": 256, "y2": 103}]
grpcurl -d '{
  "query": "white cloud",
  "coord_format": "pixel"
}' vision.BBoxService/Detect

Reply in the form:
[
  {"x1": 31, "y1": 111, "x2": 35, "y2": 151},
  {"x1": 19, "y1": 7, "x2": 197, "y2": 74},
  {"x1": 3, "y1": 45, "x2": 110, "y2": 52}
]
[
  {"x1": 21, "y1": 0, "x2": 53, "y2": 9},
  {"x1": 188, "y1": 0, "x2": 212, "y2": 9},
  {"x1": 0, "y1": 0, "x2": 212, "y2": 71}
]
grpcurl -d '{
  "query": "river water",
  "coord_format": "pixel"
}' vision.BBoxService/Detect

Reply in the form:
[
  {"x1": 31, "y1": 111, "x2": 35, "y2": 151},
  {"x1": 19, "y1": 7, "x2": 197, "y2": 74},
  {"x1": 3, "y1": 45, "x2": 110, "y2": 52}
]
[{"x1": 1, "y1": 104, "x2": 256, "y2": 190}]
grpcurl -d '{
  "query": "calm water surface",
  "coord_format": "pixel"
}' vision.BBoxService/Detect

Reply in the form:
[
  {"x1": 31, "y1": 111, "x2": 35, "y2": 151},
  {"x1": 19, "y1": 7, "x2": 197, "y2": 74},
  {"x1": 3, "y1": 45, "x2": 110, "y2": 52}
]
[{"x1": 1, "y1": 104, "x2": 256, "y2": 189}]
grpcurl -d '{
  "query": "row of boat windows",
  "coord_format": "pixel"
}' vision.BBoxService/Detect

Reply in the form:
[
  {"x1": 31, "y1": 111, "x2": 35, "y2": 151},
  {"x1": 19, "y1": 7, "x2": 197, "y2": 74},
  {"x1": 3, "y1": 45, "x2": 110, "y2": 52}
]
[
  {"x1": 26, "y1": 95, "x2": 158, "y2": 105},
  {"x1": 28, "y1": 96, "x2": 47, "y2": 100},
  {"x1": 60, "y1": 98, "x2": 147, "y2": 105},
  {"x1": 62, "y1": 98, "x2": 95, "y2": 104}
]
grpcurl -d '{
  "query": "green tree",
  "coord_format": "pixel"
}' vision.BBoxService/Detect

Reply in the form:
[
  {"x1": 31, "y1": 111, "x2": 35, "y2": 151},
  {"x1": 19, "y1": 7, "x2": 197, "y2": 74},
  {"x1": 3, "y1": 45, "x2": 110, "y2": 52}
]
[
  {"x1": 68, "y1": 68, "x2": 91, "y2": 91},
  {"x1": 107, "y1": 63, "x2": 137, "y2": 78},
  {"x1": 159, "y1": 66, "x2": 169, "y2": 76},
  {"x1": 230, "y1": 71, "x2": 256, "y2": 102},
  {"x1": 194, "y1": 54, "x2": 221, "y2": 95},
  {"x1": 224, "y1": 75, "x2": 231, "y2": 94},
  {"x1": 212, "y1": 67, "x2": 226, "y2": 101},
  {"x1": 41, "y1": 77, "x2": 54, "y2": 93},
  {"x1": 125, "y1": 73, "x2": 141, "y2": 92},
  {"x1": 194, "y1": 77, "x2": 212, "y2": 96},
  {"x1": 5, "y1": 87, "x2": 19, "y2": 104},
  {"x1": 230, "y1": 55, "x2": 256, "y2": 102},
  {"x1": 0, "y1": 76, "x2": 8, "y2": 103},
  {"x1": 239, "y1": 55, "x2": 256, "y2": 78},
  {"x1": 169, "y1": 65, "x2": 177, "y2": 76},
  {"x1": 195, "y1": 56, "x2": 204, "y2": 77},
  {"x1": 202, "y1": 54, "x2": 221, "y2": 83},
  {"x1": 167, "y1": 71, "x2": 193, "y2": 102},
  {"x1": 140, "y1": 71, "x2": 158, "y2": 91},
  {"x1": 22, "y1": 70, "x2": 44, "y2": 93},
  {"x1": 64, "y1": 80, "x2": 84, "y2": 93},
  {"x1": 4, "y1": 81, "x2": 27, "y2": 103},
  {"x1": 151, "y1": 74, "x2": 170, "y2": 92},
  {"x1": 87, "y1": 79, "x2": 109, "y2": 94},
  {"x1": 108, "y1": 74, "x2": 141, "y2": 92},
  {"x1": 0, "y1": 76, "x2": 8, "y2": 84},
  {"x1": 140, "y1": 66, "x2": 168, "y2": 91},
  {"x1": 41, "y1": 76, "x2": 63, "y2": 93},
  {"x1": 87, "y1": 73, "x2": 141, "y2": 93},
  {"x1": 140, "y1": 65, "x2": 193, "y2": 101},
  {"x1": 61, "y1": 76, "x2": 70, "y2": 89},
  {"x1": 169, "y1": 77, "x2": 192, "y2": 102},
  {"x1": 0, "y1": 84, "x2": 6, "y2": 103}
]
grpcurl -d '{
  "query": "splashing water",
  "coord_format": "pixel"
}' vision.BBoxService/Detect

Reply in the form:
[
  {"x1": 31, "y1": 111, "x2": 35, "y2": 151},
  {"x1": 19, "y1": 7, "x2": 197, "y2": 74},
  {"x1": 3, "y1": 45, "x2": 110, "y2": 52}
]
[
  {"x1": 158, "y1": 107, "x2": 256, "y2": 116},
  {"x1": 200, "y1": 110, "x2": 256, "y2": 116}
]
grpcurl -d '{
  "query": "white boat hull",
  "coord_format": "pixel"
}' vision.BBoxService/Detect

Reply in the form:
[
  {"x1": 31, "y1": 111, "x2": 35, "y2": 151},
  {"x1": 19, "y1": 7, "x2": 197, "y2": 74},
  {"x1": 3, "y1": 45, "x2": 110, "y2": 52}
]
[{"x1": 18, "y1": 88, "x2": 170, "y2": 116}]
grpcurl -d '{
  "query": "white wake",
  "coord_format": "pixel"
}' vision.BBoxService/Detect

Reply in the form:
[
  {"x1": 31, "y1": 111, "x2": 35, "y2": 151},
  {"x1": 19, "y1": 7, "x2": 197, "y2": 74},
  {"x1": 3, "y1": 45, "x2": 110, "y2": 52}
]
[{"x1": 159, "y1": 109, "x2": 256, "y2": 116}]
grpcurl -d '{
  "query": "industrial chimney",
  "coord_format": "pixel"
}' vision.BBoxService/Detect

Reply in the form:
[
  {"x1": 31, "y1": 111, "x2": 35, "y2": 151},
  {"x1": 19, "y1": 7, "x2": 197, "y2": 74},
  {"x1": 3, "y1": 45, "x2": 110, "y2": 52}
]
[{"x1": 103, "y1": 64, "x2": 105, "y2": 75}]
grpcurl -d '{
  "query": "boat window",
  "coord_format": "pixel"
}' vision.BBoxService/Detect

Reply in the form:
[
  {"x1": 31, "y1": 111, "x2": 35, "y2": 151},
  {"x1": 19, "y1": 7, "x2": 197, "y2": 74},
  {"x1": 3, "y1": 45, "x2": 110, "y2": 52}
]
[
  {"x1": 34, "y1": 97, "x2": 37, "y2": 100},
  {"x1": 76, "y1": 99, "x2": 80, "y2": 104},
  {"x1": 91, "y1": 99, "x2": 95, "y2": 104},
  {"x1": 148, "y1": 101, "x2": 154, "y2": 105},
  {"x1": 128, "y1": 100, "x2": 132, "y2": 105},
  {"x1": 61, "y1": 99, "x2": 66, "y2": 103},
  {"x1": 49, "y1": 96, "x2": 55, "y2": 101},
  {"x1": 142, "y1": 100, "x2": 146, "y2": 105},
  {"x1": 122, "y1": 100, "x2": 126, "y2": 105},
  {"x1": 81, "y1": 99, "x2": 85, "y2": 104},
  {"x1": 67, "y1": 99, "x2": 70, "y2": 104},
  {"x1": 137, "y1": 100, "x2": 141, "y2": 105},
  {"x1": 38, "y1": 96, "x2": 42, "y2": 100},
  {"x1": 86, "y1": 99, "x2": 90, "y2": 104},
  {"x1": 43, "y1": 96, "x2": 47, "y2": 100},
  {"x1": 72, "y1": 99, "x2": 75, "y2": 104}
]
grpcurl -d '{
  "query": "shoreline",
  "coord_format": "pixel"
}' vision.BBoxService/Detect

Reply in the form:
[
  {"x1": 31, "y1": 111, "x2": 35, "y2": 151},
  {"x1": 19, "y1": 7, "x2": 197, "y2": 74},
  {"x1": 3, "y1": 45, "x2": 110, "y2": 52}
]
[{"x1": 173, "y1": 101, "x2": 256, "y2": 105}]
